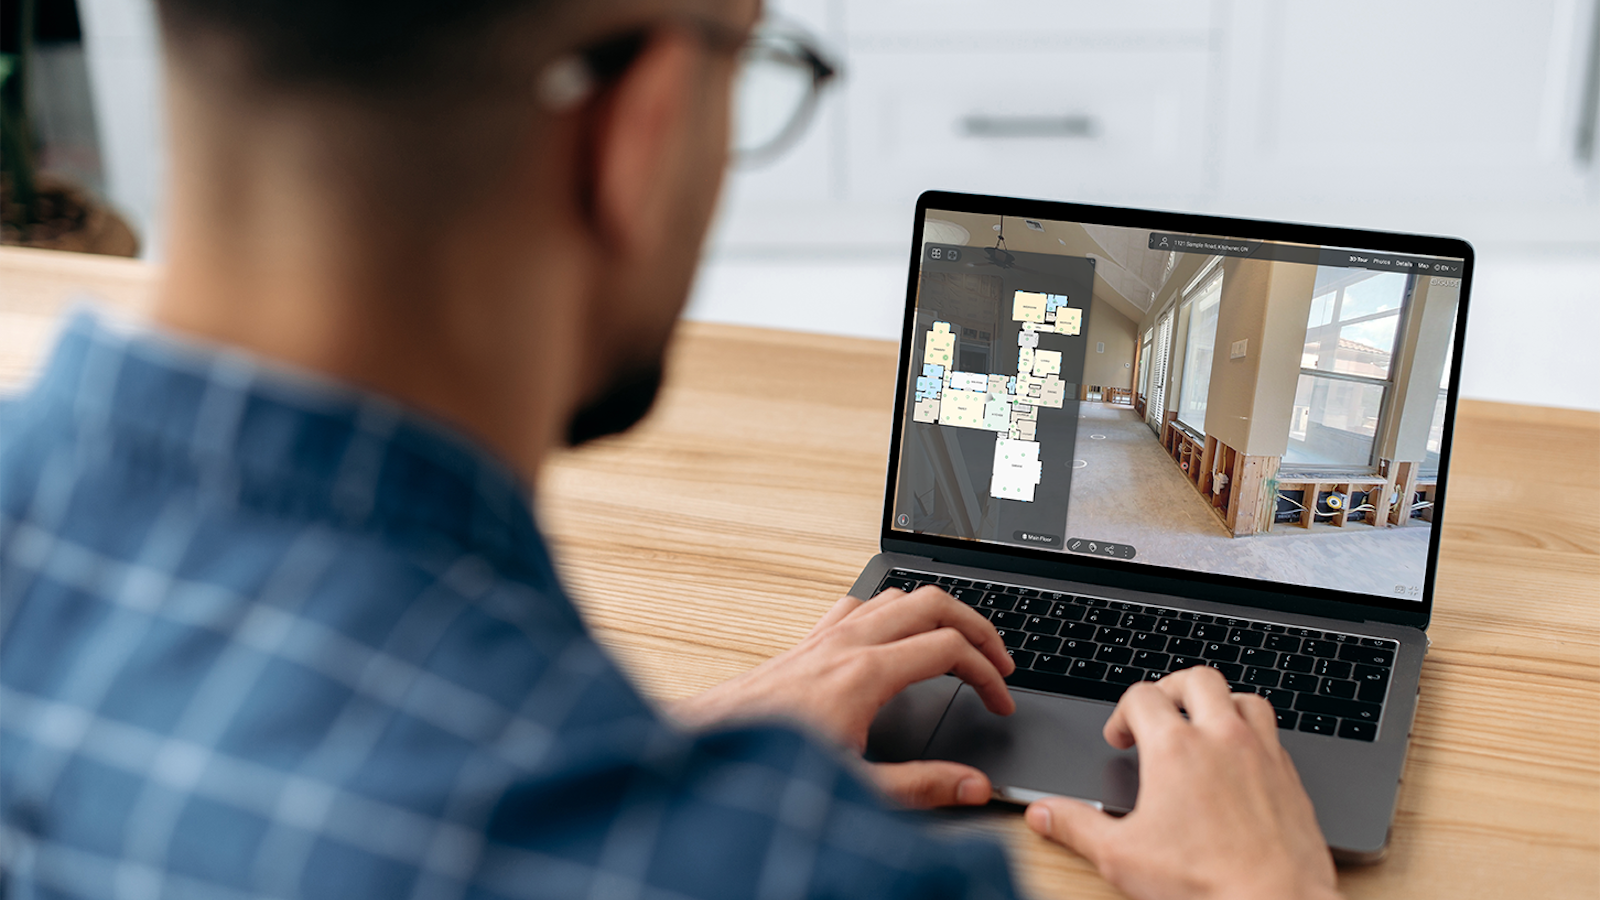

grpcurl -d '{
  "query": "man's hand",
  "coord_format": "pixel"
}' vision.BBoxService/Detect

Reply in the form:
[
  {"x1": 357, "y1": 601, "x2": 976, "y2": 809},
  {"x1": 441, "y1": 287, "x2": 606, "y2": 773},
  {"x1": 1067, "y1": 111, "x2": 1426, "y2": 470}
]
[
  {"x1": 1024, "y1": 666, "x2": 1343, "y2": 900},
  {"x1": 667, "y1": 586, "x2": 1015, "y2": 809}
]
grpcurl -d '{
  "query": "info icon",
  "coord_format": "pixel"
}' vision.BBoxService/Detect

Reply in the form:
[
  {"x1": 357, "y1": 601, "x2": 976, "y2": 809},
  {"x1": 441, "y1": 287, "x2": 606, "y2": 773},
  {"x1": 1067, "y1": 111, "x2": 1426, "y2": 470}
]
[{"x1": 896, "y1": 513, "x2": 910, "y2": 527}]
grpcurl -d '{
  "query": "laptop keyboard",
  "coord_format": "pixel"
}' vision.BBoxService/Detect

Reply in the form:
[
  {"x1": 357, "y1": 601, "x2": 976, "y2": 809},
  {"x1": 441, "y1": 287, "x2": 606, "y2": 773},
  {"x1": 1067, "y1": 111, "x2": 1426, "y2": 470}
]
[{"x1": 876, "y1": 569, "x2": 1396, "y2": 742}]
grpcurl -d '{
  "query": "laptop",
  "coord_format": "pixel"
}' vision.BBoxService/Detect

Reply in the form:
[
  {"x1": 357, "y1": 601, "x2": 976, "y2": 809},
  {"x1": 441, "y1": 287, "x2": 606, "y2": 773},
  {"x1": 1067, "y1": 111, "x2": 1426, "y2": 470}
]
[{"x1": 857, "y1": 190, "x2": 1472, "y2": 863}]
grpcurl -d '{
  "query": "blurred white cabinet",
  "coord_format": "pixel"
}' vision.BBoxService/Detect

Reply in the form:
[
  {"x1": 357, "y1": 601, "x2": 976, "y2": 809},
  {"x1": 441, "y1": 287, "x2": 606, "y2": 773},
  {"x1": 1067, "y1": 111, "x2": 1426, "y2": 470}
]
[
  {"x1": 1217, "y1": 0, "x2": 1599, "y2": 207},
  {"x1": 713, "y1": 0, "x2": 1600, "y2": 254},
  {"x1": 841, "y1": 46, "x2": 1213, "y2": 207}
]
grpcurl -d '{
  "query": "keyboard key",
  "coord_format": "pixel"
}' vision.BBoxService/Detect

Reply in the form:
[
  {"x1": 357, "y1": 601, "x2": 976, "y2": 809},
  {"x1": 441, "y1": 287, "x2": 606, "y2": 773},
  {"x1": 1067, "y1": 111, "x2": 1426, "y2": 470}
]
[
  {"x1": 990, "y1": 610, "x2": 1025, "y2": 630},
  {"x1": 1357, "y1": 679, "x2": 1389, "y2": 704},
  {"x1": 1256, "y1": 623, "x2": 1284, "y2": 633},
  {"x1": 1168, "y1": 656, "x2": 1205, "y2": 672},
  {"x1": 1202, "y1": 642, "x2": 1241, "y2": 662},
  {"x1": 996, "y1": 629, "x2": 1026, "y2": 649},
  {"x1": 1132, "y1": 650, "x2": 1170, "y2": 671},
  {"x1": 1360, "y1": 637, "x2": 1397, "y2": 649},
  {"x1": 1287, "y1": 627, "x2": 1323, "y2": 640},
  {"x1": 1084, "y1": 608, "x2": 1119, "y2": 626},
  {"x1": 1313, "y1": 658, "x2": 1353, "y2": 680},
  {"x1": 1049, "y1": 601, "x2": 1086, "y2": 621},
  {"x1": 1040, "y1": 591, "x2": 1070, "y2": 602},
  {"x1": 1338, "y1": 719, "x2": 1378, "y2": 742},
  {"x1": 1180, "y1": 612, "x2": 1215, "y2": 622},
  {"x1": 1294, "y1": 693, "x2": 1382, "y2": 723},
  {"x1": 1024, "y1": 633, "x2": 1062, "y2": 654},
  {"x1": 1208, "y1": 662, "x2": 1244, "y2": 682},
  {"x1": 1120, "y1": 613, "x2": 1157, "y2": 631},
  {"x1": 1106, "y1": 665, "x2": 1144, "y2": 685},
  {"x1": 1229, "y1": 682, "x2": 1255, "y2": 693},
  {"x1": 1131, "y1": 632, "x2": 1168, "y2": 651},
  {"x1": 1302, "y1": 639, "x2": 1338, "y2": 658},
  {"x1": 1154, "y1": 618, "x2": 1193, "y2": 637},
  {"x1": 977, "y1": 591, "x2": 1015, "y2": 610},
  {"x1": 887, "y1": 569, "x2": 920, "y2": 579},
  {"x1": 1014, "y1": 587, "x2": 1040, "y2": 597},
  {"x1": 1007, "y1": 648, "x2": 1036, "y2": 670},
  {"x1": 879, "y1": 577, "x2": 918, "y2": 593},
  {"x1": 1035, "y1": 653, "x2": 1070, "y2": 674},
  {"x1": 1226, "y1": 628, "x2": 1265, "y2": 648},
  {"x1": 1220, "y1": 617, "x2": 1250, "y2": 629},
  {"x1": 1142, "y1": 669, "x2": 1167, "y2": 682},
  {"x1": 1244, "y1": 666, "x2": 1281, "y2": 687},
  {"x1": 1192, "y1": 623, "x2": 1228, "y2": 641},
  {"x1": 1006, "y1": 669, "x2": 1126, "y2": 703},
  {"x1": 1320, "y1": 678, "x2": 1358, "y2": 700},
  {"x1": 1059, "y1": 639, "x2": 1097, "y2": 659},
  {"x1": 1265, "y1": 634, "x2": 1302, "y2": 653},
  {"x1": 1327, "y1": 632, "x2": 1356, "y2": 644},
  {"x1": 1338, "y1": 645, "x2": 1395, "y2": 668},
  {"x1": 953, "y1": 587, "x2": 987, "y2": 605},
  {"x1": 1097, "y1": 627, "x2": 1133, "y2": 647},
  {"x1": 1298, "y1": 713, "x2": 1337, "y2": 735},
  {"x1": 1275, "y1": 709, "x2": 1299, "y2": 730},
  {"x1": 1239, "y1": 647, "x2": 1277, "y2": 668},
  {"x1": 1061, "y1": 622, "x2": 1096, "y2": 640},
  {"x1": 1013, "y1": 596, "x2": 1046, "y2": 615},
  {"x1": 1281, "y1": 672, "x2": 1318, "y2": 692},
  {"x1": 1095, "y1": 645, "x2": 1133, "y2": 665},
  {"x1": 1258, "y1": 687, "x2": 1294, "y2": 709},
  {"x1": 939, "y1": 577, "x2": 970, "y2": 587},
  {"x1": 1353, "y1": 664, "x2": 1390, "y2": 686},
  {"x1": 1168, "y1": 637, "x2": 1204, "y2": 656},
  {"x1": 1082, "y1": 597, "x2": 1107, "y2": 607},
  {"x1": 1280, "y1": 654, "x2": 1315, "y2": 674},
  {"x1": 1023, "y1": 615, "x2": 1059, "y2": 635},
  {"x1": 1069, "y1": 659, "x2": 1108, "y2": 680}
]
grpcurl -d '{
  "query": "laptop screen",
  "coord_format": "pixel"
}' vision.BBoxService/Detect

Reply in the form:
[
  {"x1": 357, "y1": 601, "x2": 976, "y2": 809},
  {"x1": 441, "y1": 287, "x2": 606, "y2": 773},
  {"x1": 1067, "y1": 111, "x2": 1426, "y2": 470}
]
[{"x1": 888, "y1": 197, "x2": 1469, "y2": 607}]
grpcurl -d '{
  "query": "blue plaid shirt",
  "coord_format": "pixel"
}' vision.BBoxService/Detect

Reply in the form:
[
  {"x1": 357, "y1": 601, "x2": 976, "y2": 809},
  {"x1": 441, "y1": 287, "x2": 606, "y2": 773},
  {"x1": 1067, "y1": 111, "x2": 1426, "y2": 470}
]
[{"x1": 0, "y1": 312, "x2": 1019, "y2": 900}]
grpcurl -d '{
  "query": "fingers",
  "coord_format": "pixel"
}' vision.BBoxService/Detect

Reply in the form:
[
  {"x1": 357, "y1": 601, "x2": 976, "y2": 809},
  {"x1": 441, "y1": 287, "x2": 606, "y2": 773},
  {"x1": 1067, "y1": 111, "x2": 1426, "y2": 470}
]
[
  {"x1": 1103, "y1": 666, "x2": 1236, "y2": 749},
  {"x1": 1231, "y1": 691, "x2": 1282, "y2": 748},
  {"x1": 868, "y1": 760, "x2": 992, "y2": 809},
  {"x1": 1102, "y1": 679, "x2": 1186, "y2": 750},
  {"x1": 848, "y1": 587, "x2": 1013, "y2": 677},
  {"x1": 808, "y1": 595, "x2": 864, "y2": 636},
  {"x1": 877, "y1": 627, "x2": 1016, "y2": 716},
  {"x1": 1025, "y1": 797, "x2": 1114, "y2": 867}
]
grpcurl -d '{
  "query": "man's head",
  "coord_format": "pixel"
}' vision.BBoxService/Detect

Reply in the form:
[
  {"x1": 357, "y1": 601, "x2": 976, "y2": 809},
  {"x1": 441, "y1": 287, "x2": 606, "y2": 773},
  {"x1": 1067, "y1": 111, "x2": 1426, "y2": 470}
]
[{"x1": 151, "y1": 0, "x2": 761, "y2": 467}]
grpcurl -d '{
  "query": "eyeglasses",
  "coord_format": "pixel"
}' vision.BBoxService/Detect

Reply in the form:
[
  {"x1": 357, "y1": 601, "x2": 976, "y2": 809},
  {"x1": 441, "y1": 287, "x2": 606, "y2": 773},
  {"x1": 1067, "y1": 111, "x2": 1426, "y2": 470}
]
[
  {"x1": 541, "y1": 20, "x2": 839, "y2": 169},
  {"x1": 730, "y1": 27, "x2": 838, "y2": 167}
]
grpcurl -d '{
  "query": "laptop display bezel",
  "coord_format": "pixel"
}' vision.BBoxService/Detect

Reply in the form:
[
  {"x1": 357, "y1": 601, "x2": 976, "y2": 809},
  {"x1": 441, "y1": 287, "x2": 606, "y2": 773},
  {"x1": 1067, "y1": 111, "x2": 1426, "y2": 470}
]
[{"x1": 880, "y1": 190, "x2": 1475, "y2": 631}]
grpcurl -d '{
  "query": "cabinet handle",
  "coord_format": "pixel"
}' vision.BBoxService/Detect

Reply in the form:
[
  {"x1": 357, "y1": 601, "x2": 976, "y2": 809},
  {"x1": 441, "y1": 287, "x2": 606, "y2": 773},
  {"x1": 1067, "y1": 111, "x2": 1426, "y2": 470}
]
[
  {"x1": 1578, "y1": 0, "x2": 1600, "y2": 164},
  {"x1": 960, "y1": 114, "x2": 1097, "y2": 139}
]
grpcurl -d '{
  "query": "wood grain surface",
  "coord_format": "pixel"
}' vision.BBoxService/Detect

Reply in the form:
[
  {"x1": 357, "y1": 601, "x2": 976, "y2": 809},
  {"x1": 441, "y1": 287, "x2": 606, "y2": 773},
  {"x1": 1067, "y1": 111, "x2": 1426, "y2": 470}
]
[{"x1": 4, "y1": 247, "x2": 1598, "y2": 899}]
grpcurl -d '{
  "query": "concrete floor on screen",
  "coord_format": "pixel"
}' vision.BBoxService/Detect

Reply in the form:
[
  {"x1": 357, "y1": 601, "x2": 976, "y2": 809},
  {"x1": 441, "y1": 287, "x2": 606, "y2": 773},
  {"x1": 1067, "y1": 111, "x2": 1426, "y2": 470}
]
[{"x1": 1062, "y1": 402, "x2": 1431, "y2": 600}]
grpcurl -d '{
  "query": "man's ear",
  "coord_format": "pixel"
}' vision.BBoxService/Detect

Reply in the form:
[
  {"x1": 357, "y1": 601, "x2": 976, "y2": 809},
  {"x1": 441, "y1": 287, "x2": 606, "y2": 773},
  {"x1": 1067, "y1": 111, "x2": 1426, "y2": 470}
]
[{"x1": 585, "y1": 29, "x2": 701, "y2": 260}]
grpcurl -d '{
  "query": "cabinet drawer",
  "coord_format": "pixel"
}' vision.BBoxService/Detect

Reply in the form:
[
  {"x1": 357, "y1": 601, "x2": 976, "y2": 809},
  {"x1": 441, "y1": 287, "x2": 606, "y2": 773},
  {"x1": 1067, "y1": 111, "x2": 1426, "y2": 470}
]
[
  {"x1": 842, "y1": 48, "x2": 1215, "y2": 206},
  {"x1": 843, "y1": 2, "x2": 1214, "y2": 40}
]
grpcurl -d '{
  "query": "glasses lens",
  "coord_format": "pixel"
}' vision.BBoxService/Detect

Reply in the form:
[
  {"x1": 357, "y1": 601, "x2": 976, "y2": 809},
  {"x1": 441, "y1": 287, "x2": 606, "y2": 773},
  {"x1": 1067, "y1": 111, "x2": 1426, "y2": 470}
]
[{"x1": 733, "y1": 44, "x2": 817, "y2": 165}]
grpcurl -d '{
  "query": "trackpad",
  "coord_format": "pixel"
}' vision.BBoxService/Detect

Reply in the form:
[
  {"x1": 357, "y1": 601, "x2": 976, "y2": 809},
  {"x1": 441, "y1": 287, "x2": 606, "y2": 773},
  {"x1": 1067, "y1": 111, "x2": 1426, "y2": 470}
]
[{"x1": 924, "y1": 685, "x2": 1140, "y2": 813}]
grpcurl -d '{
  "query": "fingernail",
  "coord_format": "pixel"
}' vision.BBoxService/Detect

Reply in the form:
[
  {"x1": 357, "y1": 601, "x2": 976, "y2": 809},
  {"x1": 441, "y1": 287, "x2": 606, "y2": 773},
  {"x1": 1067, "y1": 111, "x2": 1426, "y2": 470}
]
[
  {"x1": 957, "y1": 777, "x2": 987, "y2": 805},
  {"x1": 1026, "y1": 803, "x2": 1052, "y2": 832}
]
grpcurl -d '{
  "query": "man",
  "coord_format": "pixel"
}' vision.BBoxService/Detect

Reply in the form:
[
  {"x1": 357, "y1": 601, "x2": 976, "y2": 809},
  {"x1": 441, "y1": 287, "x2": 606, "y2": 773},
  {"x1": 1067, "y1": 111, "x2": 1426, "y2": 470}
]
[{"x1": 0, "y1": 0, "x2": 1343, "y2": 897}]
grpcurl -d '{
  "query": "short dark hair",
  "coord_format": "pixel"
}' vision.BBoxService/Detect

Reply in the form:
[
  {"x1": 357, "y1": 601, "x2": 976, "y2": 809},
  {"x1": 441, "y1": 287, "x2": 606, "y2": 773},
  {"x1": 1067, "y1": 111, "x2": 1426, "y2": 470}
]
[{"x1": 155, "y1": 0, "x2": 553, "y2": 91}]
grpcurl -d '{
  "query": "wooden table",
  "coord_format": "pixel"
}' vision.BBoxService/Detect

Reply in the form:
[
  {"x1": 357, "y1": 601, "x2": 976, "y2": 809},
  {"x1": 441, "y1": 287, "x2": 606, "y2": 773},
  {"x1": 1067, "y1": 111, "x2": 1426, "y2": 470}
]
[{"x1": 4, "y1": 246, "x2": 1598, "y2": 899}]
